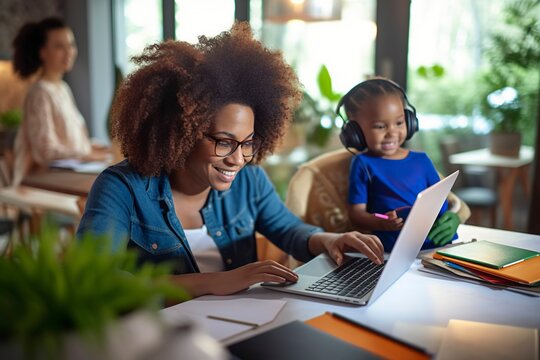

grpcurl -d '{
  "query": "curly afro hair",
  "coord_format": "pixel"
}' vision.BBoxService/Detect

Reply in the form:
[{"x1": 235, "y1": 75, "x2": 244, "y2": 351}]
[{"x1": 112, "y1": 21, "x2": 302, "y2": 176}]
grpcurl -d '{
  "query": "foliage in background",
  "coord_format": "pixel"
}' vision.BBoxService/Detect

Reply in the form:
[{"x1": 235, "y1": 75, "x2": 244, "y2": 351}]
[
  {"x1": 409, "y1": 0, "x2": 539, "y2": 152},
  {"x1": 0, "y1": 224, "x2": 189, "y2": 358},
  {"x1": 410, "y1": 65, "x2": 482, "y2": 117},
  {"x1": 416, "y1": 64, "x2": 445, "y2": 79},
  {"x1": 294, "y1": 65, "x2": 342, "y2": 148},
  {"x1": 0, "y1": 109, "x2": 22, "y2": 129},
  {"x1": 479, "y1": 0, "x2": 540, "y2": 135}
]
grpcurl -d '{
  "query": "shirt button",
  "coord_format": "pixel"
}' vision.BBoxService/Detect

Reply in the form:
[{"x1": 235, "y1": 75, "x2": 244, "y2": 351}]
[
  {"x1": 226, "y1": 258, "x2": 232, "y2": 265},
  {"x1": 215, "y1": 231, "x2": 222, "y2": 237},
  {"x1": 151, "y1": 243, "x2": 158, "y2": 250}
]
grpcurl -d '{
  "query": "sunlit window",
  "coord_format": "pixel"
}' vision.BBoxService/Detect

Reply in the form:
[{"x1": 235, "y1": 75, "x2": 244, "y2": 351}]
[
  {"x1": 175, "y1": 0, "x2": 235, "y2": 43},
  {"x1": 115, "y1": 0, "x2": 162, "y2": 75},
  {"x1": 251, "y1": 0, "x2": 375, "y2": 98},
  {"x1": 408, "y1": 0, "x2": 509, "y2": 132}
]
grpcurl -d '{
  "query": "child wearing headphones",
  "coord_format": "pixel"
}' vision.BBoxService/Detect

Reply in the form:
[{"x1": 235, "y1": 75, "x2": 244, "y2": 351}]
[{"x1": 338, "y1": 77, "x2": 459, "y2": 252}]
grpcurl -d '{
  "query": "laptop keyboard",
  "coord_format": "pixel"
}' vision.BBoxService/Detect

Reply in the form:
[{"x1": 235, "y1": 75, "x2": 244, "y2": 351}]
[{"x1": 306, "y1": 257, "x2": 386, "y2": 299}]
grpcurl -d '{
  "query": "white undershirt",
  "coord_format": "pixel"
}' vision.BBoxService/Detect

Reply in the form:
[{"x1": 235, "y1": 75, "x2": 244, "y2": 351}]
[{"x1": 184, "y1": 225, "x2": 225, "y2": 273}]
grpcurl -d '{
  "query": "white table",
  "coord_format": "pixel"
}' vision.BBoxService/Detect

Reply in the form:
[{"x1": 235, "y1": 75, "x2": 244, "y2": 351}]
[
  {"x1": 449, "y1": 146, "x2": 534, "y2": 230},
  {"x1": 163, "y1": 224, "x2": 540, "y2": 354}
]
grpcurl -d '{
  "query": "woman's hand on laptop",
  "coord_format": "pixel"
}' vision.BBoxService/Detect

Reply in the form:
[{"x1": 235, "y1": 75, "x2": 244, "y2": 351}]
[
  {"x1": 210, "y1": 261, "x2": 299, "y2": 295},
  {"x1": 176, "y1": 260, "x2": 299, "y2": 297},
  {"x1": 308, "y1": 232, "x2": 384, "y2": 266}
]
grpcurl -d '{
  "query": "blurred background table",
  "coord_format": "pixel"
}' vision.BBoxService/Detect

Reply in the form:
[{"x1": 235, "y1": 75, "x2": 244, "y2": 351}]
[{"x1": 21, "y1": 169, "x2": 98, "y2": 197}]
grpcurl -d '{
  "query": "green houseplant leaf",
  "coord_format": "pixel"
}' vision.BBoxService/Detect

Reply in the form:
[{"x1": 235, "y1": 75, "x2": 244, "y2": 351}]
[
  {"x1": 292, "y1": 65, "x2": 344, "y2": 148},
  {"x1": 317, "y1": 65, "x2": 342, "y2": 103}
]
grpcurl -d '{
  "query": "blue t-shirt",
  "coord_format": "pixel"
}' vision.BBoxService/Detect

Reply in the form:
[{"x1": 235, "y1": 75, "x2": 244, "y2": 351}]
[{"x1": 348, "y1": 151, "x2": 456, "y2": 251}]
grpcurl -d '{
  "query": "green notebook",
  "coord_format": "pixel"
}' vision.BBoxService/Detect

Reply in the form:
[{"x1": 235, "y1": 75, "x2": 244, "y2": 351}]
[{"x1": 436, "y1": 240, "x2": 540, "y2": 269}]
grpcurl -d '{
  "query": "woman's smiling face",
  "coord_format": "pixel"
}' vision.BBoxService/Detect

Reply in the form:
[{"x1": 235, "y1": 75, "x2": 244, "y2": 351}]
[{"x1": 186, "y1": 103, "x2": 256, "y2": 192}]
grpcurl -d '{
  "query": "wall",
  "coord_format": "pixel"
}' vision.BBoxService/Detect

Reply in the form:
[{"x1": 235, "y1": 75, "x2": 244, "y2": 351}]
[
  {"x1": 65, "y1": 0, "x2": 114, "y2": 143},
  {"x1": 0, "y1": 0, "x2": 64, "y2": 59}
]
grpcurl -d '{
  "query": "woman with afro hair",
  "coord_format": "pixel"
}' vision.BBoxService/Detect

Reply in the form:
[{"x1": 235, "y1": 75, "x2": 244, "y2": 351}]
[{"x1": 77, "y1": 22, "x2": 383, "y2": 298}]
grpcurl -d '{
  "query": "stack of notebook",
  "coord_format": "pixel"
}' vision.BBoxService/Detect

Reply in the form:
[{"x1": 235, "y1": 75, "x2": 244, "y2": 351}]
[{"x1": 420, "y1": 240, "x2": 540, "y2": 296}]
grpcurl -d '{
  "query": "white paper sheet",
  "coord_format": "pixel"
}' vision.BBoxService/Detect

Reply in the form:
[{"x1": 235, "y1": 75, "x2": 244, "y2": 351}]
[
  {"x1": 161, "y1": 298, "x2": 287, "y2": 341},
  {"x1": 49, "y1": 159, "x2": 109, "y2": 173}
]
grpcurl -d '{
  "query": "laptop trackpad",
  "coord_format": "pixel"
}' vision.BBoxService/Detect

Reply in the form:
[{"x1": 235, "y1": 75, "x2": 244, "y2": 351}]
[{"x1": 296, "y1": 256, "x2": 336, "y2": 277}]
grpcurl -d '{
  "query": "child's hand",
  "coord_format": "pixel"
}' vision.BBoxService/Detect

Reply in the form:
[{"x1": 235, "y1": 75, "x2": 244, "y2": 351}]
[
  {"x1": 428, "y1": 211, "x2": 460, "y2": 246},
  {"x1": 379, "y1": 210, "x2": 404, "y2": 231}
]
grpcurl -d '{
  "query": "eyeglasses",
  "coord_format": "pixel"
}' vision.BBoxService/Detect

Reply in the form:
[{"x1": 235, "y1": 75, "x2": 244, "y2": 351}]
[{"x1": 205, "y1": 135, "x2": 262, "y2": 158}]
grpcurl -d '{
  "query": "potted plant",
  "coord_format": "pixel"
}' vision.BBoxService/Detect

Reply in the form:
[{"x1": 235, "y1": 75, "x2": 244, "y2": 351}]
[
  {"x1": 480, "y1": 0, "x2": 540, "y2": 157},
  {"x1": 294, "y1": 65, "x2": 343, "y2": 150},
  {"x1": 0, "y1": 224, "x2": 226, "y2": 360},
  {"x1": 0, "y1": 108, "x2": 22, "y2": 153},
  {"x1": 482, "y1": 86, "x2": 523, "y2": 157}
]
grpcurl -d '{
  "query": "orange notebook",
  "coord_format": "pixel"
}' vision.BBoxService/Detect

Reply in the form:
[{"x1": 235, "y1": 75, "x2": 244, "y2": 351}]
[
  {"x1": 305, "y1": 312, "x2": 430, "y2": 360},
  {"x1": 433, "y1": 252, "x2": 540, "y2": 285}
]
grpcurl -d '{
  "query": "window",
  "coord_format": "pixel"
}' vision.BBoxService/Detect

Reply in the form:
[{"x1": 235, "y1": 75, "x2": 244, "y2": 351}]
[
  {"x1": 114, "y1": 0, "x2": 163, "y2": 75},
  {"x1": 251, "y1": 0, "x2": 376, "y2": 98},
  {"x1": 407, "y1": 0, "x2": 515, "y2": 168},
  {"x1": 408, "y1": 0, "x2": 509, "y2": 133},
  {"x1": 175, "y1": 0, "x2": 235, "y2": 43}
]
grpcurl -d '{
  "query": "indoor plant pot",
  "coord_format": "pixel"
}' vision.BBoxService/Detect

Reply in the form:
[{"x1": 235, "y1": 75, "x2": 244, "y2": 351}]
[{"x1": 489, "y1": 131, "x2": 522, "y2": 157}]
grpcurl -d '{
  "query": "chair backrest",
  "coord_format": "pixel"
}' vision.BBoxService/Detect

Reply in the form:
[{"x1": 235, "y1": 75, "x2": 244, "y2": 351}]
[
  {"x1": 286, "y1": 148, "x2": 471, "y2": 232},
  {"x1": 439, "y1": 136, "x2": 462, "y2": 175},
  {"x1": 285, "y1": 149, "x2": 354, "y2": 233}
]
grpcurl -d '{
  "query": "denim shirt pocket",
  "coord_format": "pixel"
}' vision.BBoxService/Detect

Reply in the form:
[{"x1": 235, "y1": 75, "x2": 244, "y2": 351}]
[
  {"x1": 129, "y1": 220, "x2": 191, "y2": 272},
  {"x1": 230, "y1": 216, "x2": 254, "y2": 237},
  {"x1": 224, "y1": 213, "x2": 257, "y2": 265}
]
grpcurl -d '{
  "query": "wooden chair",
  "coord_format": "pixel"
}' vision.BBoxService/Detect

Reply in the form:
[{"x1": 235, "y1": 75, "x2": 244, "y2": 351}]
[
  {"x1": 0, "y1": 185, "x2": 81, "y2": 251},
  {"x1": 0, "y1": 150, "x2": 81, "y2": 253}
]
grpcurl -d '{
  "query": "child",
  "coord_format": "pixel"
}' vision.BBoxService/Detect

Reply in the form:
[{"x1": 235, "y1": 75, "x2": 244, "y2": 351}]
[{"x1": 337, "y1": 77, "x2": 459, "y2": 252}]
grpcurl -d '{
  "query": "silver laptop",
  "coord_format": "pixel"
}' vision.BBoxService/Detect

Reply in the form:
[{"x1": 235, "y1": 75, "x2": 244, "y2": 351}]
[{"x1": 262, "y1": 170, "x2": 459, "y2": 305}]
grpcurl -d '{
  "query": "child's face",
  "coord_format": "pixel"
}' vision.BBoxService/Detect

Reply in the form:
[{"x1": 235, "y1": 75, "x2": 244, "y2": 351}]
[{"x1": 352, "y1": 94, "x2": 408, "y2": 159}]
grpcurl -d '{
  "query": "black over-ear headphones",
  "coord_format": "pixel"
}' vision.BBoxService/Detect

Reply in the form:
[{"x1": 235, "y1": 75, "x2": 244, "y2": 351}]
[{"x1": 336, "y1": 78, "x2": 419, "y2": 152}]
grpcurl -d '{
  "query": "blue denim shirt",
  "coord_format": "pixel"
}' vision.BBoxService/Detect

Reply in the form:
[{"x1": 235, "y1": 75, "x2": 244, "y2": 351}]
[{"x1": 76, "y1": 160, "x2": 322, "y2": 274}]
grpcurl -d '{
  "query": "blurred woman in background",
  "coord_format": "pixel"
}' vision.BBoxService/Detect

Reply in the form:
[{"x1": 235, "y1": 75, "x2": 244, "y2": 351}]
[{"x1": 11, "y1": 17, "x2": 108, "y2": 185}]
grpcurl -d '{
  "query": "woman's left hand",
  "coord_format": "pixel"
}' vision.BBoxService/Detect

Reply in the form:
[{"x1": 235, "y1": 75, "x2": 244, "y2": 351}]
[{"x1": 309, "y1": 232, "x2": 384, "y2": 266}]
